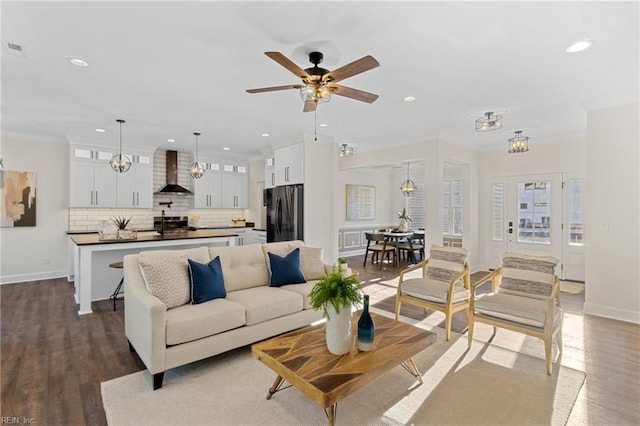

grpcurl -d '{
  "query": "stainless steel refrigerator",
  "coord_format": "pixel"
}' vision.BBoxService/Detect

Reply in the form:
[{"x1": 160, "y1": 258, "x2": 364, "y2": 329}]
[{"x1": 265, "y1": 184, "x2": 303, "y2": 242}]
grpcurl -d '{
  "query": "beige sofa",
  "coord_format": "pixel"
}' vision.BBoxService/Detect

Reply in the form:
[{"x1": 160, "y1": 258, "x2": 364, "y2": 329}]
[{"x1": 124, "y1": 240, "x2": 341, "y2": 389}]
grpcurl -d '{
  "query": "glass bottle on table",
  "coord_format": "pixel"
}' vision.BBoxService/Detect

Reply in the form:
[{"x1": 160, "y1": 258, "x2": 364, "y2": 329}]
[{"x1": 357, "y1": 294, "x2": 375, "y2": 351}]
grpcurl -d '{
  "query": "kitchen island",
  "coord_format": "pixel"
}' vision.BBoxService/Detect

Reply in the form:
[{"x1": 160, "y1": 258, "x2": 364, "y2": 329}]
[{"x1": 70, "y1": 230, "x2": 237, "y2": 315}]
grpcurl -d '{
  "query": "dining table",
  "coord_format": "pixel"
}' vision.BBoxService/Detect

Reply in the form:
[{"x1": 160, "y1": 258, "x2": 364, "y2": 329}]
[{"x1": 382, "y1": 230, "x2": 422, "y2": 266}]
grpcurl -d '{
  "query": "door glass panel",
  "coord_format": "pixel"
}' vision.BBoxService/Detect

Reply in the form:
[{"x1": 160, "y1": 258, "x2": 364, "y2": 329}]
[
  {"x1": 568, "y1": 179, "x2": 584, "y2": 246},
  {"x1": 492, "y1": 183, "x2": 504, "y2": 241},
  {"x1": 517, "y1": 181, "x2": 551, "y2": 244}
]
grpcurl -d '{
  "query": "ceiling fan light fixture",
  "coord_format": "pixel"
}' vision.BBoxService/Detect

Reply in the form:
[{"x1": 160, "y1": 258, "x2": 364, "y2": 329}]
[
  {"x1": 339, "y1": 144, "x2": 353, "y2": 157},
  {"x1": 299, "y1": 84, "x2": 332, "y2": 103},
  {"x1": 475, "y1": 111, "x2": 504, "y2": 132},
  {"x1": 508, "y1": 130, "x2": 530, "y2": 153},
  {"x1": 190, "y1": 132, "x2": 205, "y2": 179},
  {"x1": 109, "y1": 119, "x2": 131, "y2": 173}
]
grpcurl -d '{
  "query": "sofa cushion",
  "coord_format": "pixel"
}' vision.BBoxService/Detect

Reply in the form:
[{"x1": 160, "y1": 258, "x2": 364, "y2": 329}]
[
  {"x1": 209, "y1": 244, "x2": 269, "y2": 292},
  {"x1": 138, "y1": 247, "x2": 210, "y2": 309},
  {"x1": 262, "y1": 240, "x2": 304, "y2": 272},
  {"x1": 268, "y1": 248, "x2": 306, "y2": 287},
  {"x1": 299, "y1": 246, "x2": 326, "y2": 281},
  {"x1": 225, "y1": 287, "x2": 303, "y2": 326},
  {"x1": 188, "y1": 256, "x2": 226, "y2": 304},
  {"x1": 165, "y1": 298, "x2": 246, "y2": 345},
  {"x1": 280, "y1": 281, "x2": 318, "y2": 309}
]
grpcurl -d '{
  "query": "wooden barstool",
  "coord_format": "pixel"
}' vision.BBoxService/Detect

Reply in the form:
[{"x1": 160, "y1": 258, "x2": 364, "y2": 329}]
[{"x1": 109, "y1": 261, "x2": 124, "y2": 311}]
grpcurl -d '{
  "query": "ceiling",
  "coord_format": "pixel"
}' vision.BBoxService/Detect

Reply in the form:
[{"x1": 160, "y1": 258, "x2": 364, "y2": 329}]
[{"x1": 2, "y1": 2, "x2": 638, "y2": 160}]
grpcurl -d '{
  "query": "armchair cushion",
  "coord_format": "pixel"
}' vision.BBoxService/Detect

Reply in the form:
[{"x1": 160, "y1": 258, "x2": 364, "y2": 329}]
[
  {"x1": 426, "y1": 245, "x2": 469, "y2": 283},
  {"x1": 473, "y1": 292, "x2": 562, "y2": 328},
  {"x1": 402, "y1": 278, "x2": 470, "y2": 304},
  {"x1": 501, "y1": 252, "x2": 558, "y2": 298}
]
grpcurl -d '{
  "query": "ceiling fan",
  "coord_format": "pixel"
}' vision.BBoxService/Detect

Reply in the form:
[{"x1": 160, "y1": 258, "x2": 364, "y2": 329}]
[{"x1": 246, "y1": 51, "x2": 380, "y2": 112}]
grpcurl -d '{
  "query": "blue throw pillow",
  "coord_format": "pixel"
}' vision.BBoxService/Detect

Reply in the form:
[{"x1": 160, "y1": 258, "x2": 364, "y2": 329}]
[
  {"x1": 268, "y1": 248, "x2": 307, "y2": 287},
  {"x1": 188, "y1": 256, "x2": 226, "y2": 304}
]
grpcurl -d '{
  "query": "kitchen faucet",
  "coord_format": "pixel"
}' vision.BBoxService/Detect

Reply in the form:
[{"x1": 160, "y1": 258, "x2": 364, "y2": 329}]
[{"x1": 158, "y1": 200, "x2": 173, "y2": 236}]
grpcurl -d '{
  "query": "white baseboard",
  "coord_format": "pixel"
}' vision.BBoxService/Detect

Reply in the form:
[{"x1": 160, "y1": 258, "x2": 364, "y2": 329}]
[
  {"x1": 1, "y1": 270, "x2": 68, "y2": 285},
  {"x1": 583, "y1": 302, "x2": 640, "y2": 325}
]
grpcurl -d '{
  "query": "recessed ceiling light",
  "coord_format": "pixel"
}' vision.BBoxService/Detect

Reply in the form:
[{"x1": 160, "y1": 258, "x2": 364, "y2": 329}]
[
  {"x1": 223, "y1": 147, "x2": 231, "y2": 151},
  {"x1": 261, "y1": 133, "x2": 270, "y2": 137},
  {"x1": 319, "y1": 123, "x2": 329, "y2": 128},
  {"x1": 95, "y1": 128, "x2": 106, "y2": 133},
  {"x1": 403, "y1": 96, "x2": 416, "y2": 102},
  {"x1": 67, "y1": 56, "x2": 89, "y2": 67},
  {"x1": 565, "y1": 39, "x2": 592, "y2": 53},
  {"x1": 167, "y1": 138, "x2": 175, "y2": 143}
]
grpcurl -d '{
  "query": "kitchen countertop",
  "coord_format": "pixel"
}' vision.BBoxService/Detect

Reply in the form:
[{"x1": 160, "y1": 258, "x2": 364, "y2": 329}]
[
  {"x1": 70, "y1": 229, "x2": 238, "y2": 246},
  {"x1": 67, "y1": 225, "x2": 253, "y2": 235}
]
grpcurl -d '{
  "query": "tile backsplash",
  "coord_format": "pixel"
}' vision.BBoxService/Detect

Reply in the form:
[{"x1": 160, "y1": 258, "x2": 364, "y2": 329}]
[{"x1": 67, "y1": 149, "x2": 251, "y2": 232}]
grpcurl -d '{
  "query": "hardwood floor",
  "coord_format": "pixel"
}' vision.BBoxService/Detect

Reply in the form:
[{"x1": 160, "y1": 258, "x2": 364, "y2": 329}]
[{"x1": 1, "y1": 257, "x2": 639, "y2": 425}]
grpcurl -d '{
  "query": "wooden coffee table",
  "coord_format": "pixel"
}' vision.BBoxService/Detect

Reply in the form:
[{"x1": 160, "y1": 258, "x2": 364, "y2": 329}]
[{"x1": 251, "y1": 312, "x2": 437, "y2": 425}]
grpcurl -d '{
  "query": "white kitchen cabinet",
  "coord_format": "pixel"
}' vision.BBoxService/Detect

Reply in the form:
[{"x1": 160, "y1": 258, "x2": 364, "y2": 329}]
[
  {"x1": 274, "y1": 143, "x2": 304, "y2": 186},
  {"x1": 116, "y1": 154, "x2": 153, "y2": 208},
  {"x1": 219, "y1": 227, "x2": 250, "y2": 245},
  {"x1": 264, "y1": 156, "x2": 275, "y2": 189},
  {"x1": 69, "y1": 146, "x2": 117, "y2": 208},
  {"x1": 221, "y1": 163, "x2": 248, "y2": 208},
  {"x1": 193, "y1": 162, "x2": 222, "y2": 208}
]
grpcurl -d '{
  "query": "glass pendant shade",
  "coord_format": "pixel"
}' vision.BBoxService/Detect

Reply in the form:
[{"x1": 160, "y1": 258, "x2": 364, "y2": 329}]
[
  {"x1": 190, "y1": 132, "x2": 205, "y2": 179},
  {"x1": 299, "y1": 83, "x2": 332, "y2": 103},
  {"x1": 508, "y1": 130, "x2": 530, "y2": 153},
  {"x1": 110, "y1": 119, "x2": 131, "y2": 173},
  {"x1": 400, "y1": 162, "x2": 416, "y2": 197},
  {"x1": 475, "y1": 111, "x2": 503, "y2": 132}
]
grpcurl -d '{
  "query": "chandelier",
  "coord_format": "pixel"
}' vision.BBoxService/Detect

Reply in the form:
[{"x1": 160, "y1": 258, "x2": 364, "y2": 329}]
[
  {"x1": 400, "y1": 162, "x2": 415, "y2": 197},
  {"x1": 109, "y1": 119, "x2": 132, "y2": 173},
  {"x1": 339, "y1": 144, "x2": 353, "y2": 157},
  {"x1": 189, "y1": 132, "x2": 205, "y2": 178},
  {"x1": 508, "y1": 130, "x2": 530, "y2": 153},
  {"x1": 475, "y1": 111, "x2": 503, "y2": 132}
]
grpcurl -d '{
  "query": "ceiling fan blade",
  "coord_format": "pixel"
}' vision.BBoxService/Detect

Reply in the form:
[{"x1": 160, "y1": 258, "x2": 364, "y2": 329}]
[
  {"x1": 324, "y1": 55, "x2": 380, "y2": 83},
  {"x1": 265, "y1": 52, "x2": 311, "y2": 80},
  {"x1": 332, "y1": 85, "x2": 379, "y2": 103},
  {"x1": 303, "y1": 100, "x2": 317, "y2": 113},
  {"x1": 246, "y1": 84, "x2": 303, "y2": 94}
]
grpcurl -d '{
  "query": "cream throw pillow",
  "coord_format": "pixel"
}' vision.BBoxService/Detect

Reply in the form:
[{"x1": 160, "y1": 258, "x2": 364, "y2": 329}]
[
  {"x1": 139, "y1": 253, "x2": 191, "y2": 308},
  {"x1": 298, "y1": 246, "x2": 325, "y2": 281}
]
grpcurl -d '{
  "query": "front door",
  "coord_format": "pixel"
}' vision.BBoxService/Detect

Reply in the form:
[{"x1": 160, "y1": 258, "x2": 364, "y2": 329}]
[{"x1": 506, "y1": 173, "x2": 563, "y2": 273}]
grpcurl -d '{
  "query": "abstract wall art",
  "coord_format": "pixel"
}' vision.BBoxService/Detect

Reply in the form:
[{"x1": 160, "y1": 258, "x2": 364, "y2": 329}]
[{"x1": 1, "y1": 170, "x2": 37, "y2": 227}]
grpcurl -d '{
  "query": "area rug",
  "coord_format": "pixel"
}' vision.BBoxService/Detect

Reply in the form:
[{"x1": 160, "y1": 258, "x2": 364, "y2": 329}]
[
  {"x1": 102, "y1": 312, "x2": 585, "y2": 426},
  {"x1": 560, "y1": 281, "x2": 585, "y2": 295}
]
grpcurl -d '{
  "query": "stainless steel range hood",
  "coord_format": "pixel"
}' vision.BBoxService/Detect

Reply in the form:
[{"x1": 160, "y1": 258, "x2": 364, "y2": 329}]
[{"x1": 154, "y1": 150, "x2": 193, "y2": 194}]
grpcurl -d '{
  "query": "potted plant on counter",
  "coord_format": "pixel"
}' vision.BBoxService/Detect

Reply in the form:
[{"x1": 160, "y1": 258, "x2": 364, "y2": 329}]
[
  {"x1": 111, "y1": 215, "x2": 133, "y2": 239},
  {"x1": 309, "y1": 266, "x2": 362, "y2": 355}
]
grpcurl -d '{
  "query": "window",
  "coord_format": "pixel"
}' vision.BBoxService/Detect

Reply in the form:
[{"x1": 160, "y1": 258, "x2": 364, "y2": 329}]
[
  {"x1": 442, "y1": 179, "x2": 463, "y2": 236},
  {"x1": 491, "y1": 183, "x2": 504, "y2": 241},
  {"x1": 568, "y1": 179, "x2": 584, "y2": 246},
  {"x1": 407, "y1": 182, "x2": 425, "y2": 230}
]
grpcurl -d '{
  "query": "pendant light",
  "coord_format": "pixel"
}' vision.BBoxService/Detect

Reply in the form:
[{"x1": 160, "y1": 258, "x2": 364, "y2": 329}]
[
  {"x1": 508, "y1": 130, "x2": 530, "y2": 153},
  {"x1": 189, "y1": 132, "x2": 205, "y2": 179},
  {"x1": 400, "y1": 162, "x2": 415, "y2": 197},
  {"x1": 109, "y1": 119, "x2": 132, "y2": 173}
]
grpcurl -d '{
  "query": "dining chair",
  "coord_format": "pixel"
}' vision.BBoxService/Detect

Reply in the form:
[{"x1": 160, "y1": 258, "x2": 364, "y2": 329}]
[
  {"x1": 396, "y1": 232, "x2": 425, "y2": 264},
  {"x1": 363, "y1": 232, "x2": 396, "y2": 269},
  {"x1": 395, "y1": 245, "x2": 470, "y2": 340}
]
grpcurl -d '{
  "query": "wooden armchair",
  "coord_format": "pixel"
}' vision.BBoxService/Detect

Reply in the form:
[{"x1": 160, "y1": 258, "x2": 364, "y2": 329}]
[
  {"x1": 395, "y1": 245, "x2": 470, "y2": 341},
  {"x1": 467, "y1": 252, "x2": 562, "y2": 375}
]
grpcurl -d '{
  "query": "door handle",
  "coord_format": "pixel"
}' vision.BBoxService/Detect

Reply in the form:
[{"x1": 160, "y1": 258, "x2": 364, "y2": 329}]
[
  {"x1": 90, "y1": 190, "x2": 94, "y2": 205},
  {"x1": 133, "y1": 192, "x2": 136, "y2": 205},
  {"x1": 95, "y1": 191, "x2": 98, "y2": 205}
]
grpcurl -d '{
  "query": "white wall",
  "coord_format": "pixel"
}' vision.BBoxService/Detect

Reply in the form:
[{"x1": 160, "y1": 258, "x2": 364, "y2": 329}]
[
  {"x1": 335, "y1": 168, "x2": 396, "y2": 229},
  {"x1": 584, "y1": 103, "x2": 639, "y2": 324},
  {"x1": 0, "y1": 138, "x2": 70, "y2": 283}
]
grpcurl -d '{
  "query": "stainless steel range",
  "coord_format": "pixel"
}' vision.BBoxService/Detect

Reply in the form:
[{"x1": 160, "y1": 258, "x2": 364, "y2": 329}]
[{"x1": 153, "y1": 216, "x2": 188, "y2": 234}]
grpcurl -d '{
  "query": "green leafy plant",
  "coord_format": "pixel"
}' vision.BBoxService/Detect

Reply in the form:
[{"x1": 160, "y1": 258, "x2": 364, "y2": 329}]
[
  {"x1": 397, "y1": 208, "x2": 413, "y2": 222},
  {"x1": 111, "y1": 215, "x2": 131, "y2": 230},
  {"x1": 338, "y1": 257, "x2": 348, "y2": 264},
  {"x1": 309, "y1": 266, "x2": 362, "y2": 318}
]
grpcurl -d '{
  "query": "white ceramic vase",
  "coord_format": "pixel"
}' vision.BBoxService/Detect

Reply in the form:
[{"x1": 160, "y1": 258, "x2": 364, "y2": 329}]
[{"x1": 325, "y1": 305, "x2": 353, "y2": 355}]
